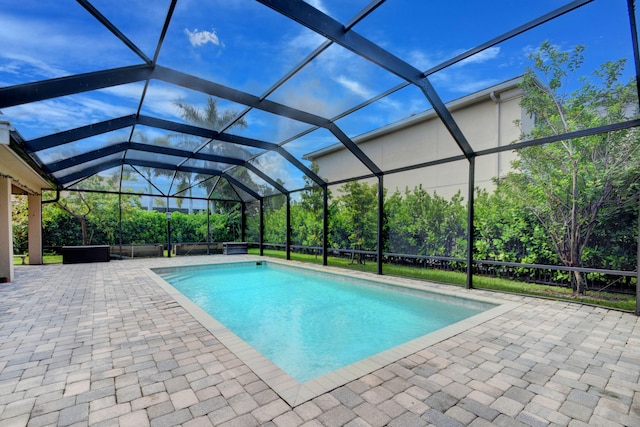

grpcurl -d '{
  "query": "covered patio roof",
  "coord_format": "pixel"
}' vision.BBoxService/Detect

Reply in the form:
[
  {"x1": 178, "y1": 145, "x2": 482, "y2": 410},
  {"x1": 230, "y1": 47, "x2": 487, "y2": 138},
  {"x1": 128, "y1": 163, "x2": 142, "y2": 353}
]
[{"x1": 0, "y1": 122, "x2": 52, "y2": 195}]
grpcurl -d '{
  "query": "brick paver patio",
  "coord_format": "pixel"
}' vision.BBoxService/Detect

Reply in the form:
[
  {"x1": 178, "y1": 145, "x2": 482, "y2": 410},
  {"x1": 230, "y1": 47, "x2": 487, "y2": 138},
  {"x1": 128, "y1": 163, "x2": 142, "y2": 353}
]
[{"x1": 1, "y1": 255, "x2": 639, "y2": 426}]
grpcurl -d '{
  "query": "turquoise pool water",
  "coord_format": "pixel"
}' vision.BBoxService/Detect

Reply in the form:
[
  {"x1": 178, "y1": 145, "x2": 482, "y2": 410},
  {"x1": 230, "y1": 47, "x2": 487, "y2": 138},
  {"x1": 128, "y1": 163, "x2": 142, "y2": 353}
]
[{"x1": 160, "y1": 262, "x2": 490, "y2": 383}]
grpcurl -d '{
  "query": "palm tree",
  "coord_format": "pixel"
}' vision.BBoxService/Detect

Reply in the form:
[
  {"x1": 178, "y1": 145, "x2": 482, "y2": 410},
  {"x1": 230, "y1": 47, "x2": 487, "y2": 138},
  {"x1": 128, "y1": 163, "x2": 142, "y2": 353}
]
[
  {"x1": 174, "y1": 96, "x2": 252, "y2": 207},
  {"x1": 175, "y1": 96, "x2": 245, "y2": 130},
  {"x1": 132, "y1": 131, "x2": 172, "y2": 210}
]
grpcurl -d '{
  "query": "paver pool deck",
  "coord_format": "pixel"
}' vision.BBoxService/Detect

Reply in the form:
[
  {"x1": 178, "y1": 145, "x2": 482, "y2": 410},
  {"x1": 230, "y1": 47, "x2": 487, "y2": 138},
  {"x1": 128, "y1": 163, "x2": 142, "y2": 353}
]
[{"x1": 1, "y1": 255, "x2": 639, "y2": 427}]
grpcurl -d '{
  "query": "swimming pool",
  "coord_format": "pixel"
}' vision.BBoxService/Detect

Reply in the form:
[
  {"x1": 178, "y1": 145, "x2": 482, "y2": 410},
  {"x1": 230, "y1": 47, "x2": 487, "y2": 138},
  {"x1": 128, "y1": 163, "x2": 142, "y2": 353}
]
[
  {"x1": 160, "y1": 261, "x2": 488, "y2": 382},
  {"x1": 151, "y1": 259, "x2": 517, "y2": 405}
]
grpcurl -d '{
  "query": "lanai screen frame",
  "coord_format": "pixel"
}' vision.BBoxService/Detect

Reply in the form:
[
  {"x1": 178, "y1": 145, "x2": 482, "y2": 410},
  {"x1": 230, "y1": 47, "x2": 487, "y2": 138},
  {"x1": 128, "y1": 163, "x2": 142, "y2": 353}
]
[{"x1": 1, "y1": 0, "x2": 639, "y2": 303}]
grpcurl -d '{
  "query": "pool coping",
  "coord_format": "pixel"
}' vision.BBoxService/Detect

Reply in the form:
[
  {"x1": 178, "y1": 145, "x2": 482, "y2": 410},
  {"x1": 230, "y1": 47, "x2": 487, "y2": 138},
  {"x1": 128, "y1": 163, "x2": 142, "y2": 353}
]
[{"x1": 147, "y1": 258, "x2": 521, "y2": 407}]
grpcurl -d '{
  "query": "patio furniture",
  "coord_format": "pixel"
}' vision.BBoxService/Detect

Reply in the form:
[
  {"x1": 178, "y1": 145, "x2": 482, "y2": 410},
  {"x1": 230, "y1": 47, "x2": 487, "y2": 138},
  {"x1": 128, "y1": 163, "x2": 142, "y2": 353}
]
[{"x1": 62, "y1": 245, "x2": 110, "y2": 264}]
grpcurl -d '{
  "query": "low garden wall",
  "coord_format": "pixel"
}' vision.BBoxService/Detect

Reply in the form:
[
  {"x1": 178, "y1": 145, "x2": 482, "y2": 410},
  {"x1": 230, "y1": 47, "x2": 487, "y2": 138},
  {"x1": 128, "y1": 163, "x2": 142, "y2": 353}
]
[
  {"x1": 174, "y1": 243, "x2": 223, "y2": 256},
  {"x1": 110, "y1": 244, "x2": 163, "y2": 258}
]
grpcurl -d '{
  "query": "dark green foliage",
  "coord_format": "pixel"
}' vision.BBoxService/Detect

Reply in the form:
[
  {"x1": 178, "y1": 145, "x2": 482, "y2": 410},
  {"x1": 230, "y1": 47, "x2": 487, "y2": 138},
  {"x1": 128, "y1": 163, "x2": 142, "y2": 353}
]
[
  {"x1": 120, "y1": 209, "x2": 166, "y2": 245},
  {"x1": 11, "y1": 196, "x2": 28, "y2": 254},
  {"x1": 511, "y1": 42, "x2": 639, "y2": 294},
  {"x1": 332, "y1": 181, "x2": 380, "y2": 263},
  {"x1": 38, "y1": 197, "x2": 242, "y2": 248},
  {"x1": 386, "y1": 186, "x2": 467, "y2": 257},
  {"x1": 42, "y1": 203, "x2": 83, "y2": 247}
]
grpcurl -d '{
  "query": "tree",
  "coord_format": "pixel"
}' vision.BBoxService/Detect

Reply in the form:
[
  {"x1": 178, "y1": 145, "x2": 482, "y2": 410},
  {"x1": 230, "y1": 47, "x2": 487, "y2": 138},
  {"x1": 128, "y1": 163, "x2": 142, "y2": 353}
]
[
  {"x1": 334, "y1": 181, "x2": 380, "y2": 264},
  {"x1": 174, "y1": 96, "x2": 249, "y2": 204},
  {"x1": 11, "y1": 196, "x2": 28, "y2": 254},
  {"x1": 474, "y1": 187, "x2": 555, "y2": 265},
  {"x1": 55, "y1": 175, "x2": 116, "y2": 245},
  {"x1": 292, "y1": 163, "x2": 328, "y2": 257},
  {"x1": 42, "y1": 201, "x2": 82, "y2": 247},
  {"x1": 132, "y1": 130, "x2": 171, "y2": 210},
  {"x1": 385, "y1": 186, "x2": 467, "y2": 257},
  {"x1": 175, "y1": 96, "x2": 244, "y2": 130},
  {"x1": 263, "y1": 201, "x2": 287, "y2": 245},
  {"x1": 47, "y1": 169, "x2": 142, "y2": 246},
  {"x1": 508, "y1": 41, "x2": 639, "y2": 294},
  {"x1": 213, "y1": 200, "x2": 243, "y2": 241}
]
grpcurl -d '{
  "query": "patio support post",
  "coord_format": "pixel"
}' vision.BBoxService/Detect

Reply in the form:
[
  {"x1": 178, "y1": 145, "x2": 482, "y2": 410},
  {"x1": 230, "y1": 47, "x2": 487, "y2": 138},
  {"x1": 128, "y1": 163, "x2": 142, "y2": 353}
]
[
  {"x1": 166, "y1": 195, "x2": 172, "y2": 258},
  {"x1": 241, "y1": 202, "x2": 246, "y2": 242},
  {"x1": 118, "y1": 192, "x2": 122, "y2": 259},
  {"x1": 259, "y1": 198, "x2": 264, "y2": 256},
  {"x1": 636, "y1": 192, "x2": 639, "y2": 316},
  {"x1": 27, "y1": 194, "x2": 42, "y2": 265},
  {"x1": 286, "y1": 193, "x2": 291, "y2": 260},
  {"x1": 207, "y1": 201, "x2": 211, "y2": 255},
  {"x1": 323, "y1": 186, "x2": 328, "y2": 266},
  {"x1": 628, "y1": 0, "x2": 640, "y2": 104},
  {"x1": 377, "y1": 175, "x2": 384, "y2": 275},
  {"x1": 0, "y1": 176, "x2": 13, "y2": 282},
  {"x1": 626, "y1": 0, "x2": 639, "y2": 315},
  {"x1": 466, "y1": 156, "x2": 476, "y2": 289},
  {"x1": 166, "y1": 212, "x2": 172, "y2": 258}
]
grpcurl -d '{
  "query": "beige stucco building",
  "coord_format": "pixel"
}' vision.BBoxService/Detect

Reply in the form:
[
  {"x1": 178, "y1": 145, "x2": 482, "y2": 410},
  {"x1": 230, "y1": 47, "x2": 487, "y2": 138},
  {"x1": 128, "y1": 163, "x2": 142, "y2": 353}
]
[
  {"x1": 305, "y1": 77, "x2": 529, "y2": 198},
  {"x1": 0, "y1": 121, "x2": 51, "y2": 281}
]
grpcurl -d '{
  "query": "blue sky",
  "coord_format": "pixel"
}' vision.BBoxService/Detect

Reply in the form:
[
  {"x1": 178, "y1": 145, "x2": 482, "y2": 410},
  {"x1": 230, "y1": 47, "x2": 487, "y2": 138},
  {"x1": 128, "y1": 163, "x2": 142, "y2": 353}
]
[{"x1": 0, "y1": 0, "x2": 636, "y2": 194}]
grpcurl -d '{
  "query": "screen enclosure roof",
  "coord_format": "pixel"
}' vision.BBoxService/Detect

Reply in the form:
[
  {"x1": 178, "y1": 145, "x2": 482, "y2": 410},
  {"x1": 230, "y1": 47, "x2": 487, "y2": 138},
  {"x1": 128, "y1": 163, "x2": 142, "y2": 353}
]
[{"x1": 1, "y1": 0, "x2": 637, "y2": 203}]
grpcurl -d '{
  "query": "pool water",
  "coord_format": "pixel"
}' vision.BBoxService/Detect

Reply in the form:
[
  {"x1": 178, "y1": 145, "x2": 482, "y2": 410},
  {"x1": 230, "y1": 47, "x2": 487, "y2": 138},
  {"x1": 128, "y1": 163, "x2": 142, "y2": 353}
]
[{"x1": 161, "y1": 262, "x2": 489, "y2": 383}]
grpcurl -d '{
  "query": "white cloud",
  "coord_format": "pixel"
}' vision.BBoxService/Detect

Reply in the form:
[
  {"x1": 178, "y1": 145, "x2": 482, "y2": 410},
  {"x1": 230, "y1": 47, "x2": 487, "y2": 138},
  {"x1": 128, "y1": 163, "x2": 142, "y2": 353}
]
[
  {"x1": 430, "y1": 72, "x2": 500, "y2": 95},
  {"x1": 0, "y1": 47, "x2": 70, "y2": 83},
  {"x1": 335, "y1": 75, "x2": 375, "y2": 99},
  {"x1": 408, "y1": 50, "x2": 438, "y2": 71},
  {"x1": 139, "y1": 85, "x2": 190, "y2": 119},
  {"x1": 184, "y1": 28, "x2": 224, "y2": 48},
  {"x1": 3, "y1": 98, "x2": 120, "y2": 138},
  {"x1": 407, "y1": 46, "x2": 503, "y2": 95},
  {"x1": 76, "y1": 97, "x2": 133, "y2": 119},
  {"x1": 453, "y1": 78, "x2": 501, "y2": 94},
  {"x1": 457, "y1": 47, "x2": 501, "y2": 66},
  {"x1": 287, "y1": 29, "x2": 326, "y2": 54},
  {"x1": 252, "y1": 151, "x2": 300, "y2": 188},
  {"x1": 0, "y1": 10, "x2": 142, "y2": 82},
  {"x1": 100, "y1": 84, "x2": 145, "y2": 101},
  {"x1": 409, "y1": 46, "x2": 501, "y2": 72},
  {"x1": 0, "y1": 52, "x2": 67, "y2": 80}
]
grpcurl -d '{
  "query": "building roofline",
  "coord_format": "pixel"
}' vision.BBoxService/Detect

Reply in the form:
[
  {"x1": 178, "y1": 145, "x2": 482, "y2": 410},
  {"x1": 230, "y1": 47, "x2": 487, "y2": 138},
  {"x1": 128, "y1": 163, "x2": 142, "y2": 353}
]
[{"x1": 304, "y1": 75, "x2": 525, "y2": 160}]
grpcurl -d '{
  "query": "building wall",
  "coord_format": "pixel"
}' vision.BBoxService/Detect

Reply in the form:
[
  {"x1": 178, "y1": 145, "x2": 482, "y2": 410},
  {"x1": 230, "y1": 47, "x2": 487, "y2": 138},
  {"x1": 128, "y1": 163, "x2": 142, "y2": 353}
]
[
  {"x1": 0, "y1": 122, "x2": 51, "y2": 277},
  {"x1": 307, "y1": 79, "x2": 527, "y2": 199}
]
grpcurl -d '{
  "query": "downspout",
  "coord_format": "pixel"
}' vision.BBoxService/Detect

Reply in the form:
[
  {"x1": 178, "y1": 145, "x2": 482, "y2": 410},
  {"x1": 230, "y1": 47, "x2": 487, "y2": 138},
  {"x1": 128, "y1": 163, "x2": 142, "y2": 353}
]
[
  {"x1": 41, "y1": 189, "x2": 60, "y2": 204},
  {"x1": 490, "y1": 91, "x2": 501, "y2": 181}
]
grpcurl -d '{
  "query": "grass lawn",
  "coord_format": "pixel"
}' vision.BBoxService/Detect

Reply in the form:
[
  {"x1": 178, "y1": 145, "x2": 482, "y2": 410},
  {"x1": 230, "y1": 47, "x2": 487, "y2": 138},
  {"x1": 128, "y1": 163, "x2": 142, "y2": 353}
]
[
  {"x1": 13, "y1": 254, "x2": 63, "y2": 264},
  {"x1": 13, "y1": 249, "x2": 635, "y2": 312},
  {"x1": 250, "y1": 248, "x2": 636, "y2": 312}
]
